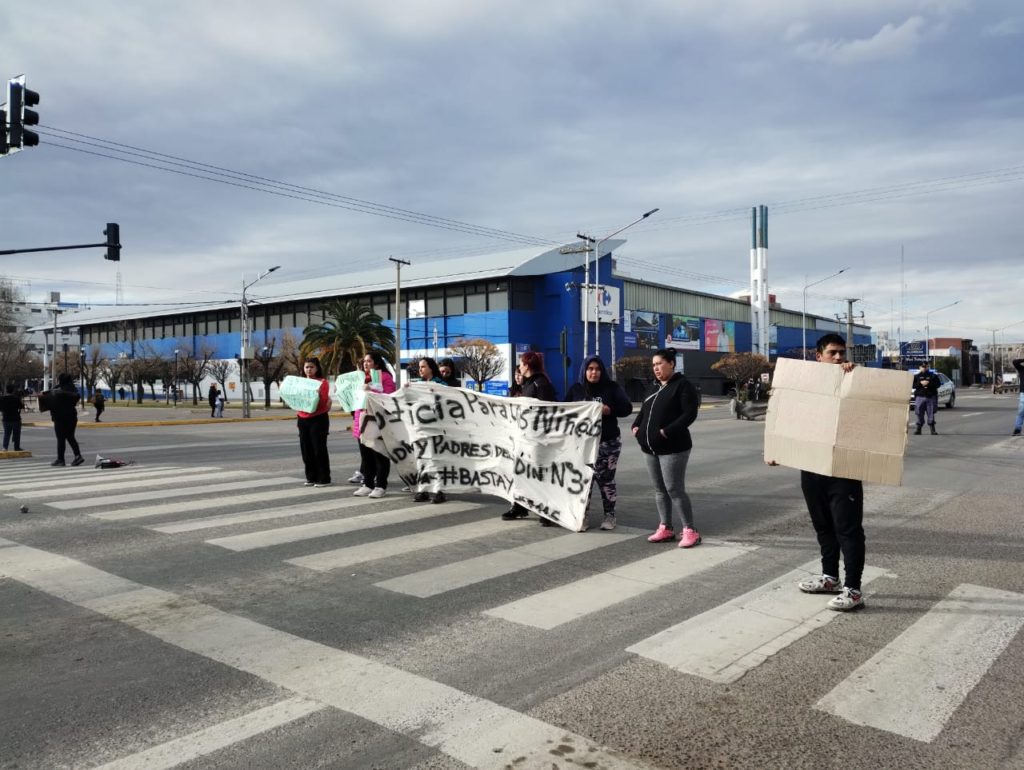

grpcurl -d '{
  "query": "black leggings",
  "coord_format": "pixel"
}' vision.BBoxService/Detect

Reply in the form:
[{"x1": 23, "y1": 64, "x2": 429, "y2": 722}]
[
  {"x1": 53, "y1": 419, "x2": 81, "y2": 461},
  {"x1": 800, "y1": 471, "x2": 865, "y2": 590},
  {"x1": 358, "y1": 441, "x2": 391, "y2": 490}
]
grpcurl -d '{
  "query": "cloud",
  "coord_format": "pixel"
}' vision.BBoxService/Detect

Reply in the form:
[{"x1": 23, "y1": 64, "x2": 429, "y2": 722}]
[
  {"x1": 984, "y1": 17, "x2": 1023, "y2": 36},
  {"x1": 794, "y1": 15, "x2": 930, "y2": 64}
]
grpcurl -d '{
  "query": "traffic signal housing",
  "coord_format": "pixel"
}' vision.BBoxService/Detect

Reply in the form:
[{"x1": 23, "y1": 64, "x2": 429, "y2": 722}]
[
  {"x1": 7, "y1": 76, "x2": 39, "y2": 150},
  {"x1": 104, "y1": 223, "x2": 121, "y2": 261}
]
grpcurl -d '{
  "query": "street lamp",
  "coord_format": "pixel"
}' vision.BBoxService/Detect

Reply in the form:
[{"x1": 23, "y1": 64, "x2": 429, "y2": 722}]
[
  {"x1": 241, "y1": 266, "x2": 280, "y2": 418},
  {"x1": 924, "y1": 300, "x2": 960, "y2": 363},
  {"x1": 802, "y1": 267, "x2": 850, "y2": 360},
  {"x1": 578, "y1": 207, "x2": 659, "y2": 358},
  {"x1": 173, "y1": 349, "x2": 179, "y2": 407}
]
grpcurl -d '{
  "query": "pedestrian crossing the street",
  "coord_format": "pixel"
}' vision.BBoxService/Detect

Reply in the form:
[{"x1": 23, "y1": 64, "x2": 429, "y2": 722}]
[{"x1": 1, "y1": 456, "x2": 1022, "y2": 758}]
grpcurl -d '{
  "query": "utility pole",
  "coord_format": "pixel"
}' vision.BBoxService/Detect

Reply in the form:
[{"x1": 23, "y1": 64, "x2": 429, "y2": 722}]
[
  {"x1": 389, "y1": 257, "x2": 411, "y2": 376},
  {"x1": 844, "y1": 298, "x2": 861, "y2": 347}
]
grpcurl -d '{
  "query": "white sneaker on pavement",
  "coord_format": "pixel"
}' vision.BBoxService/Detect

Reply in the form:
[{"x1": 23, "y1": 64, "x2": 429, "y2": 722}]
[
  {"x1": 368, "y1": 487, "x2": 387, "y2": 499},
  {"x1": 353, "y1": 486, "x2": 373, "y2": 497}
]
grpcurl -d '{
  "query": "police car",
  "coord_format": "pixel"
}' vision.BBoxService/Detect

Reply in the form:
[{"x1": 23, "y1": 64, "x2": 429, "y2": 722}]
[{"x1": 909, "y1": 369, "x2": 956, "y2": 409}]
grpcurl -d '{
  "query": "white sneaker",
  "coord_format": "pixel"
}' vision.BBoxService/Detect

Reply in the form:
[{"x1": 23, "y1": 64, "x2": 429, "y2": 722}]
[
  {"x1": 353, "y1": 486, "x2": 373, "y2": 497},
  {"x1": 347, "y1": 472, "x2": 364, "y2": 484},
  {"x1": 828, "y1": 587, "x2": 865, "y2": 611},
  {"x1": 368, "y1": 487, "x2": 387, "y2": 499}
]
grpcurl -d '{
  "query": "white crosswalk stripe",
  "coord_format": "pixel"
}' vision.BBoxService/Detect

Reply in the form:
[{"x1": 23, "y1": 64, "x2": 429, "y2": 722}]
[
  {"x1": 206, "y1": 501, "x2": 483, "y2": 551},
  {"x1": 15, "y1": 470, "x2": 256, "y2": 499},
  {"x1": 51, "y1": 477, "x2": 303, "y2": 511},
  {"x1": 484, "y1": 541, "x2": 756, "y2": 630},
  {"x1": 626, "y1": 562, "x2": 890, "y2": 683},
  {"x1": 815, "y1": 583, "x2": 1024, "y2": 742},
  {"x1": 150, "y1": 497, "x2": 370, "y2": 533},
  {"x1": 90, "y1": 486, "x2": 345, "y2": 521},
  {"x1": 0, "y1": 466, "x2": 186, "y2": 492}
]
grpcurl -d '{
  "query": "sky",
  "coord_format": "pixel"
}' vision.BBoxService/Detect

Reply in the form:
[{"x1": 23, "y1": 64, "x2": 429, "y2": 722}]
[{"x1": 2, "y1": 0, "x2": 1023, "y2": 346}]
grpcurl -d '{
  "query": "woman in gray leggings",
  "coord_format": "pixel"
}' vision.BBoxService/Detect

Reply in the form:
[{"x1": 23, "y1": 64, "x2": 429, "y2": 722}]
[{"x1": 631, "y1": 348, "x2": 702, "y2": 548}]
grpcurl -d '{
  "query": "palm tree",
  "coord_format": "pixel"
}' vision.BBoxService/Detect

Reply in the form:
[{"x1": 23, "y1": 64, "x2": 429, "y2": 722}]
[{"x1": 300, "y1": 300, "x2": 395, "y2": 374}]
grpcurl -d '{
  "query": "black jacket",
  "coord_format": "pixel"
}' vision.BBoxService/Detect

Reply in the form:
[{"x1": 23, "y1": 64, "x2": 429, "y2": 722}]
[
  {"x1": 912, "y1": 369, "x2": 939, "y2": 398},
  {"x1": 521, "y1": 371, "x2": 557, "y2": 402},
  {"x1": 1014, "y1": 359, "x2": 1024, "y2": 378},
  {"x1": 0, "y1": 394, "x2": 24, "y2": 423},
  {"x1": 564, "y1": 356, "x2": 632, "y2": 441},
  {"x1": 48, "y1": 384, "x2": 81, "y2": 423},
  {"x1": 631, "y1": 373, "x2": 700, "y2": 455}
]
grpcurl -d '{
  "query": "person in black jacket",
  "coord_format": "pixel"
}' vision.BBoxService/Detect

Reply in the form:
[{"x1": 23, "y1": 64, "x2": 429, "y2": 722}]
[
  {"x1": 565, "y1": 356, "x2": 632, "y2": 531},
  {"x1": 0, "y1": 384, "x2": 25, "y2": 451},
  {"x1": 911, "y1": 362, "x2": 939, "y2": 435},
  {"x1": 631, "y1": 348, "x2": 702, "y2": 547},
  {"x1": 501, "y1": 351, "x2": 558, "y2": 523},
  {"x1": 1012, "y1": 353, "x2": 1024, "y2": 436},
  {"x1": 48, "y1": 373, "x2": 84, "y2": 467}
]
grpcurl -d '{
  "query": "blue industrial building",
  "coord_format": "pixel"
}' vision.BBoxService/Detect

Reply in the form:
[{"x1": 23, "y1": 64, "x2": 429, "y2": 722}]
[{"x1": 61, "y1": 241, "x2": 872, "y2": 399}]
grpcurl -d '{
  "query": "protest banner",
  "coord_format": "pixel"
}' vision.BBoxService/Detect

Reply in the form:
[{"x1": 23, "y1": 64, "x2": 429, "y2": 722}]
[
  {"x1": 279, "y1": 375, "x2": 323, "y2": 413},
  {"x1": 334, "y1": 371, "x2": 366, "y2": 413},
  {"x1": 361, "y1": 383, "x2": 603, "y2": 531}
]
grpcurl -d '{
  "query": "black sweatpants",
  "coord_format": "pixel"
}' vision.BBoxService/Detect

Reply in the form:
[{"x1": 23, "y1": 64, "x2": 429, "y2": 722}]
[
  {"x1": 800, "y1": 471, "x2": 865, "y2": 590},
  {"x1": 358, "y1": 441, "x2": 391, "y2": 490},
  {"x1": 53, "y1": 418, "x2": 81, "y2": 462},
  {"x1": 297, "y1": 413, "x2": 331, "y2": 484}
]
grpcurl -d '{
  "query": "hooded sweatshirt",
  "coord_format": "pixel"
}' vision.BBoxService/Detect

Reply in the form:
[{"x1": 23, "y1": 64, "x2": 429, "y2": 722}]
[
  {"x1": 564, "y1": 356, "x2": 633, "y2": 442},
  {"x1": 631, "y1": 372, "x2": 700, "y2": 455}
]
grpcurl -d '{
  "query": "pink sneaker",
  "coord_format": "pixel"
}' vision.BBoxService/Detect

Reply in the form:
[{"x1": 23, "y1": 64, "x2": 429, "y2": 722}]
[
  {"x1": 678, "y1": 528, "x2": 702, "y2": 548},
  {"x1": 647, "y1": 524, "x2": 675, "y2": 543}
]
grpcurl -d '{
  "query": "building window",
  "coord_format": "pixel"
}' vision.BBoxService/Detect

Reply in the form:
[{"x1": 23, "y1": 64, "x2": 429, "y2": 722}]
[
  {"x1": 372, "y1": 295, "x2": 391, "y2": 321},
  {"x1": 427, "y1": 288, "x2": 444, "y2": 317},
  {"x1": 445, "y1": 286, "x2": 465, "y2": 316},
  {"x1": 466, "y1": 284, "x2": 487, "y2": 314},
  {"x1": 487, "y1": 281, "x2": 508, "y2": 312}
]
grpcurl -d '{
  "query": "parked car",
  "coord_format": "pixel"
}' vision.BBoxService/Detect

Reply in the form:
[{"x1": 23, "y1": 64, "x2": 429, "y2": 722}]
[{"x1": 909, "y1": 370, "x2": 956, "y2": 409}]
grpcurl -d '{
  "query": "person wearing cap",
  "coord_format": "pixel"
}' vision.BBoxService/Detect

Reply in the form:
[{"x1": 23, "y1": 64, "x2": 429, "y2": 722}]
[{"x1": 911, "y1": 361, "x2": 940, "y2": 435}]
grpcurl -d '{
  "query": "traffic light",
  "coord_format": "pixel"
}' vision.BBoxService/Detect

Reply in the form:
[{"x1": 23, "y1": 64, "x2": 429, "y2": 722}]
[
  {"x1": 7, "y1": 76, "x2": 40, "y2": 150},
  {"x1": 104, "y1": 223, "x2": 121, "y2": 261}
]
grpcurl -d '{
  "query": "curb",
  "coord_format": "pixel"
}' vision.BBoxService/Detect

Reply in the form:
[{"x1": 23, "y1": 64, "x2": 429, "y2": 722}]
[{"x1": 23, "y1": 412, "x2": 354, "y2": 429}]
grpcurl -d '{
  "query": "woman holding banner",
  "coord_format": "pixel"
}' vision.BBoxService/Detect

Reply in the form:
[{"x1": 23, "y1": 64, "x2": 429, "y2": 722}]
[
  {"x1": 565, "y1": 356, "x2": 633, "y2": 531},
  {"x1": 501, "y1": 351, "x2": 558, "y2": 525},
  {"x1": 353, "y1": 351, "x2": 396, "y2": 499},
  {"x1": 412, "y1": 357, "x2": 449, "y2": 504},
  {"x1": 297, "y1": 356, "x2": 332, "y2": 487},
  {"x1": 631, "y1": 348, "x2": 702, "y2": 547}
]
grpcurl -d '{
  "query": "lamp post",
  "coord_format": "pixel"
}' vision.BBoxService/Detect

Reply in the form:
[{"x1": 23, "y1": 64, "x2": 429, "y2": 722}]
[
  {"x1": 173, "y1": 349, "x2": 179, "y2": 407},
  {"x1": 802, "y1": 267, "x2": 849, "y2": 360},
  {"x1": 924, "y1": 300, "x2": 960, "y2": 364},
  {"x1": 240, "y1": 266, "x2": 280, "y2": 418},
  {"x1": 578, "y1": 207, "x2": 659, "y2": 358}
]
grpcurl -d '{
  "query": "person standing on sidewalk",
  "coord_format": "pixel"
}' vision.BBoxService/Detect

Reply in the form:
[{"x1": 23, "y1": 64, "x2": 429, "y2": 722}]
[
  {"x1": 790, "y1": 333, "x2": 866, "y2": 612},
  {"x1": 296, "y1": 356, "x2": 332, "y2": 488},
  {"x1": 631, "y1": 348, "x2": 702, "y2": 548},
  {"x1": 912, "y1": 361, "x2": 940, "y2": 435},
  {"x1": 1012, "y1": 351, "x2": 1024, "y2": 436},
  {"x1": 0, "y1": 385, "x2": 25, "y2": 452},
  {"x1": 565, "y1": 356, "x2": 632, "y2": 531},
  {"x1": 48, "y1": 373, "x2": 85, "y2": 467},
  {"x1": 208, "y1": 384, "x2": 219, "y2": 418},
  {"x1": 93, "y1": 391, "x2": 105, "y2": 422}
]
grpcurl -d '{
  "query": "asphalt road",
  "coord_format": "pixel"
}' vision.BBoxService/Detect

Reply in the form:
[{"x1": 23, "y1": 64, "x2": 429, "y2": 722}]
[{"x1": 2, "y1": 389, "x2": 1022, "y2": 769}]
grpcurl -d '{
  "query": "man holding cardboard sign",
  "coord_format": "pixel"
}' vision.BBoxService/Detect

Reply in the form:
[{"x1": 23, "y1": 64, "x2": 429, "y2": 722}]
[{"x1": 765, "y1": 333, "x2": 913, "y2": 612}]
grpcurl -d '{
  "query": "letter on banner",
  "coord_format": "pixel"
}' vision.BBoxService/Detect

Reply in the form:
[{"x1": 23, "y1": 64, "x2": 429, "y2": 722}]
[{"x1": 360, "y1": 383, "x2": 602, "y2": 531}]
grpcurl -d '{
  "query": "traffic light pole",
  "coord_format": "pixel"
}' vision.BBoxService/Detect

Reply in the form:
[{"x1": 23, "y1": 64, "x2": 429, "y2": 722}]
[
  {"x1": 1, "y1": 223, "x2": 121, "y2": 259},
  {"x1": 0, "y1": 242, "x2": 108, "y2": 256}
]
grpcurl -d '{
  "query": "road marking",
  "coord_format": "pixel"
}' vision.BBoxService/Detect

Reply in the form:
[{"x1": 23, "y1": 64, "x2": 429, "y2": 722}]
[
  {"x1": 89, "y1": 486, "x2": 345, "y2": 522},
  {"x1": 207, "y1": 502, "x2": 484, "y2": 551},
  {"x1": 958, "y1": 411, "x2": 983, "y2": 418},
  {"x1": 93, "y1": 697, "x2": 324, "y2": 770},
  {"x1": 15, "y1": 470, "x2": 254, "y2": 499},
  {"x1": 0, "y1": 539, "x2": 646, "y2": 770},
  {"x1": 626, "y1": 562, "x2": 889, "y2": 683},
  {"x1": 150, "y1": 497, "x2": 373, "y2": 533},
  {"x1": 484, "y1": 542, "x2": 755, "y2": 630},
  {"x1": 0, "y1": 466, "x2": 186, "y2": 492},
  {"x1": 286, "y1": 518, "x2": 511, "y2": 572},
  {"x1": 376, "y1": 529, "x2": 639, "y2": 597},
  {"x1": 51, "y1": 477, "x2": 303, "y2": 511},
  {"x1": 815, "y1": 583, "x2": 1024, "y2": 742}
]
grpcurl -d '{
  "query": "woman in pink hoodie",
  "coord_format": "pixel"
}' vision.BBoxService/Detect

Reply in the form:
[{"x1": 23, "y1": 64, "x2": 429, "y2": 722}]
[{"x1": 352, "y1": 350, "x2": 396, "y2": 499}]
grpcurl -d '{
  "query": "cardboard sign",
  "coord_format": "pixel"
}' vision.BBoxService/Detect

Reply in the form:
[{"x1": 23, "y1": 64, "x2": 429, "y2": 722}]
[
  {"x1": 361, "y1": 383, "x2": 603, "y2": 531},
  {"x1": 764, "y1": 359, "x2": 912, "y2": 485},
  {"x1": 279, "y1": 375, "x2": 322, "y2": 413}
]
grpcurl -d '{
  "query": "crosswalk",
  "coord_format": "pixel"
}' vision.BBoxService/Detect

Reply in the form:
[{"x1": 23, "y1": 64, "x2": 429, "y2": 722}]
[{"x1": 1, "y1": 457, "x2": 1022, "y2": 766}]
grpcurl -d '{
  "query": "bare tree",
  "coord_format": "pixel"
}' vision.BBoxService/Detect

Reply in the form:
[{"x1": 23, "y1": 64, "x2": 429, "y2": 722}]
[
  {"x1": 711, "y1": 353, "x2": 772, "y2": 400},
  {"x1": 80, "y1": 345, "x2": 107, "y2": 398},
  {"x1": 176, "y1": 344, "x2": 215, "y2": 405},
  {"x1": 251, "y1": 339, "x2": 289, "y2": 408},
  {"x1": 448, "y1": 338, "x2": 504, "y2": 391},
  {"x1": 207, "y1": 358, "x2": 236, "y2": 402},
  {"x1": 278, "y1": 331, "x2": 302, "y2": 380}
]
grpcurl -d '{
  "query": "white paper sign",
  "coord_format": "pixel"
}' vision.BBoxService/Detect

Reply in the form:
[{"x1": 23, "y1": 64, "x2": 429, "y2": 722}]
[
  {"x1": 334, "y1": 371, "x2": 366, "y2": 412},
  {"x1": 279, "y1": 375, "x2": 322, "y2": 413},
  {"x1": 361, "y1": 383, "x2": 603, "y2": 531}
]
